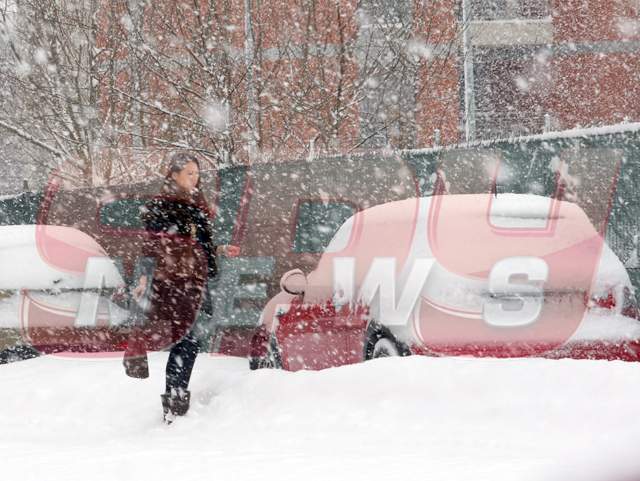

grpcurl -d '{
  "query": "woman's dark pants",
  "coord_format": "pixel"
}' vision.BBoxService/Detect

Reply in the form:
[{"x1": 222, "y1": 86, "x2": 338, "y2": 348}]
[
  {"x1": 125, "y1": 277, "x2": 209, "y2": 396},
  {"x1": 165, "y1": 331, "x2": 199, "y2": 395}
]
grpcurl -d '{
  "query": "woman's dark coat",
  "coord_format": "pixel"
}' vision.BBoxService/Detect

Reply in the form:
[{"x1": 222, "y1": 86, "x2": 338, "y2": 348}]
[
  {"x1": 133, "y1": 193, "x2": 218, "y2": 349},
  {"x1": 142, "y1": 195, "x2": 218, "y2": 280}
]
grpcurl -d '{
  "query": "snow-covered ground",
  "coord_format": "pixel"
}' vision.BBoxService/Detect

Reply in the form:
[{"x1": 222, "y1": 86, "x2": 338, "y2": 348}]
[{"x1": 1, "y1": 354, "x2": 640, "y2": 481}]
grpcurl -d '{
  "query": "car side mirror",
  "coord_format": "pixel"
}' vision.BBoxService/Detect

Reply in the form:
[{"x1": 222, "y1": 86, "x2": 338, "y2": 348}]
[{"x1": 280, "y1": 269, "x2": 307, "y2": 295}]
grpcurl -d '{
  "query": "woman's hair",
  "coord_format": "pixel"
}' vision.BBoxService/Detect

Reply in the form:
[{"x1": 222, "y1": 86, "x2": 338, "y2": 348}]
[{"x1": 161, "y1": 152, "x2": 210, "y2": 212}]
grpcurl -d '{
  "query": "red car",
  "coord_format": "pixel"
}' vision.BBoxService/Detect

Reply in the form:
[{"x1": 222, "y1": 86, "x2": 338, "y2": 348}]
[{"x1": 250, "y1": 194, "x2": 640, "y2": 370}]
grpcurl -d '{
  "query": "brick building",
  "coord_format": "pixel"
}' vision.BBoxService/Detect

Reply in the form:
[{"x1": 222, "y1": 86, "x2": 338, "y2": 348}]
[
  {"x1": 468, "y1": 0, "x2": 640, "y2": 139},
  {"x1": 105, "y1": 0, "x2": 637, "y2": 159},
  {"x1": 2, "y1": 0, "x2": 640, "y2": 193}
]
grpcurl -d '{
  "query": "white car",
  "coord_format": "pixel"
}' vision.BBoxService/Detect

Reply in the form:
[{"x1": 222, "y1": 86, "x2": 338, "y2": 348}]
[{"x1": 0, "y1": 225, "x2": 129, "y2": 355}]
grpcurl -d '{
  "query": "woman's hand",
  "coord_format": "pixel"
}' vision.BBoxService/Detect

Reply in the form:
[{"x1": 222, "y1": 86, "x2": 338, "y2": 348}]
[
  {"x1": 217, "y1": 245, "x2": 240, "y2": 257},
  {"x1": 132, "y1": 275, "x2": 147, "y2": 300}
]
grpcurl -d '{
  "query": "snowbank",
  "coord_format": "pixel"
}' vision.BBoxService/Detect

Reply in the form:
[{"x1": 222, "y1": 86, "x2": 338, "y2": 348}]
[{"x1": 1, "y1": 354, "x2": 640, "y2": 481}]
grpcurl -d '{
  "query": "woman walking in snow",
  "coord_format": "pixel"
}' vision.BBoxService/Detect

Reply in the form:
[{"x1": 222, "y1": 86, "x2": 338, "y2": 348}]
[{"x1": 123, "y1": 152, "x2": 239, "y2": 423}]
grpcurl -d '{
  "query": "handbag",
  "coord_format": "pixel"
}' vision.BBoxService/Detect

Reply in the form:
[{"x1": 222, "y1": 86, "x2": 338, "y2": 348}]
[{"x1": 122, "y1": 278, "x2": 153, "y2": 379}]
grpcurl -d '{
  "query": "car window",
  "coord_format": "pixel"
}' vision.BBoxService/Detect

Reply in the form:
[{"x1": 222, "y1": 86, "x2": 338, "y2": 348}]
[
  {"x1": 292, "y1": 201, "x2": 356, "y2": 253},
  {"x1": 325, "y1": 216, "x2": 355, "y2": 254}
]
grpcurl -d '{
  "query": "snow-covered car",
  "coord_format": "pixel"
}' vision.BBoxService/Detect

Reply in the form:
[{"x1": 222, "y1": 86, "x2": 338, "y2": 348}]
[
  {"x1": 0, "y1": 225, "x2": 129, "y2": 354},
  {"x1": 250, "y1": 194, "x2": 640, "y2": 371}
]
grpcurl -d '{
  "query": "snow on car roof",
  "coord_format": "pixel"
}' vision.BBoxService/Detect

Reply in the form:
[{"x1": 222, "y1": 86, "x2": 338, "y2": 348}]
[
  {"x1": 0, "y1": 224, "x2": 106, "y2": 252},
  {"x1": 487, "y1": 193, "x2": 562, "y2": 219},
  {"x1": 0, "y1": 225, "x2": 123, "y2": 290},
  {"x1": 325, "y1": 193, "x2": 585, "y2": 255},
  {"x1": 350, "y1": 193, "x2": 574, "y2": 225}
]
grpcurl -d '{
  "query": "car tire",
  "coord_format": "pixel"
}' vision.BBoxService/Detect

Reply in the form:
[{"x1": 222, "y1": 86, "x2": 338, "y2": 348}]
[
  {"x1": 249, "y1": 335, "x2": 283, "y2": 370},
  {"x1": 364, "y1": 323, "x2": 411, "y2": 361},
  {"x1": 0, "y1": 343, "x2": 41, "y2": 365}
]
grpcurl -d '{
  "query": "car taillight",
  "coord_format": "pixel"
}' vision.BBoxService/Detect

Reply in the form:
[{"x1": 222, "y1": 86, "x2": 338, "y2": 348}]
[
  {"x1": 587, "y1": 286, "x2": 640, "y2": 319},
  {"x1": 249, "y1": 324, "x2": 270, "y2": 358},
  {"x1": 592, "y1": 290, "x2": 617, "y2": 310}
]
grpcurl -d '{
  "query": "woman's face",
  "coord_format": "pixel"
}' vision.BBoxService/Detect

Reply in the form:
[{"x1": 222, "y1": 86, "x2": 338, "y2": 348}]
[{"x1": 171, "y1": 161, "x2": 200, "y2": 193}]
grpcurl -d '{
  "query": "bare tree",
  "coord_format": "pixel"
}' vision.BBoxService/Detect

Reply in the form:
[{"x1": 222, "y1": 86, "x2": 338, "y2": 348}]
[
  {"x1": 250, "y1": 0, "x2": 465, "y2": 157},
  {"x1": 105, "y1": 0, "x2": 251, "y2": 167},
  {"x1": 0, "y1": 0, "x2": 161, "y2": 187},
  {"x1": 0, "y1": 0, "x2": 467, "y2": 188},
  {"x1": 104, "y1": 0, "x2": 467, "y2": 163}
]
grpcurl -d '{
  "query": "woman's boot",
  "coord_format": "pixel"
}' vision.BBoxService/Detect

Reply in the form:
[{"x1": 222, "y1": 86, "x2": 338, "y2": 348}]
[
  {"x1": 123, "y1": 354, "x2": 149, "y2": 379},
  {"x1": 160, "y1": 389, "x2": 191, "y2": 424}
]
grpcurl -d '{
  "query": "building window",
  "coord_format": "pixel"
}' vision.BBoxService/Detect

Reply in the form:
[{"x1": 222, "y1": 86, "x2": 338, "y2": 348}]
[
  {"x1": 357, "y1": 0, "x2": 417, "y2": 149},
  {"x1": 473, "y1": 45, "x2": 551, "y2": 138},
  {"x1": 358, "y1": 0, "x2": 412, "y2": 28},
  {"x1": 360, "y1": 79, "x2": 416, "y2": 149},
  {"x1": 470, "y1": 0, "x2": 550, "y2": 20}
]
